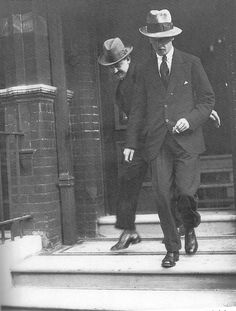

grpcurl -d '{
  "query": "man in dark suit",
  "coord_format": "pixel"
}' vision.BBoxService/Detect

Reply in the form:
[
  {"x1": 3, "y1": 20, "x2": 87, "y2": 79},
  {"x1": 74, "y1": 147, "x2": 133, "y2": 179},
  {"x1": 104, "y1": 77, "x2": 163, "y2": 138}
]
[
  {"x1": 124, "y1": 10, "x2": 215, "y2": 267},
  {"x1": 98, "y1": 38, "x2": 147, "y2": 250}
]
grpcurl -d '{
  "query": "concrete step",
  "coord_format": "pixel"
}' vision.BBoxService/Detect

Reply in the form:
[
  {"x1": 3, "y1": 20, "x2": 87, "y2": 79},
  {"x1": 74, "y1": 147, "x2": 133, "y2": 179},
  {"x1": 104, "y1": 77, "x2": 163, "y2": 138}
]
[
  {"x1": 12, "y1": 251, "x2": 236, "y2": 290},
  {"x1": 51, "y1": 235, "x2": 236, "y2": 255},
  {"x1": 98, "y1": 210, "x2": 236, "y2": 238},
  {"x1": 2, "y1": 287, "x2": 236, "y2": 311},
  {"x1": 199, "y1": 154, "x2": 232, "y2": 171}
]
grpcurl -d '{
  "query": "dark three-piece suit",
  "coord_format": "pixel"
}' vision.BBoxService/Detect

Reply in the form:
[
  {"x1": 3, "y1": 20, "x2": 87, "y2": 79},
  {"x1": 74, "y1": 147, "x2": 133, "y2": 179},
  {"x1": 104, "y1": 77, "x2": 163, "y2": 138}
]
[{"x1": 125, "y1": 48, "x2": 215, "y2": 252}]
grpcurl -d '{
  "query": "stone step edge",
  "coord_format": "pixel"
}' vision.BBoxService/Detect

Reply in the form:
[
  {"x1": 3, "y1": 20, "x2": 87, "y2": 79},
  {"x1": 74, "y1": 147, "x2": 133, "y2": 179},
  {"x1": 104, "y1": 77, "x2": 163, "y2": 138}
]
[
  {"x1": 98, "y1": 213, "x2": 236, "y2": 225},
  {"x1": 77, "y1": 235, "x2": 236, "y2": 241},
  {"x1": 41, "y1": 235, "x2": 236, "y2": 256},
  {"x1": 47, "y1": 250, "x2": 236, "y2": 257},
  {"x1": 2, "y1": 287, "x2": 236, "y2": 311},
  {"x1": 11, "y1": 254, "x2": 236, "y2": 275}
]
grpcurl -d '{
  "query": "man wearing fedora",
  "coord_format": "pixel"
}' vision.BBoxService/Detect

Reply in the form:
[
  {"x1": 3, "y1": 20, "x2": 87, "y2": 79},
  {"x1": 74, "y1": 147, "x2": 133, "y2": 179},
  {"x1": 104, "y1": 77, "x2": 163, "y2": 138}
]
[
  {"x1": 98, "y1": 36, "x2": 219, "y2": 253},
  {"x1": 98, "y1": 37, "x2": 148, "y2": 250},
  {"x1": 124, "y1": 9, "x2": 215, "y2": 268}
]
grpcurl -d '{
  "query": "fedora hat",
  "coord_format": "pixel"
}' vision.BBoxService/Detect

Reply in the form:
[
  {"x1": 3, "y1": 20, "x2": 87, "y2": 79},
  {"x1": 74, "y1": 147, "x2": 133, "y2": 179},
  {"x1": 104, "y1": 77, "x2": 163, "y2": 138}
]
[
  {"x1": 98, "y1": 37, "x2": 133, "y2": 66},
  {"x1": 139, "y1": 9, "x2": 182, "y2": 38}
]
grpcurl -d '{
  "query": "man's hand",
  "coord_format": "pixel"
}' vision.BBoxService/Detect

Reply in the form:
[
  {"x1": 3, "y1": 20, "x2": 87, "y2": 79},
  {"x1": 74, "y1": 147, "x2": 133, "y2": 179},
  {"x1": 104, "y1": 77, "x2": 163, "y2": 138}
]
[
  {"x1": 173, "y1": 118, "x2": 190, "y2": 134},
  {"x1": 210, "y1": 110, "x2": 221, "y2": 128},
  {"x1": 123, "y1": 148, "x2": 134, "y2": 162}
]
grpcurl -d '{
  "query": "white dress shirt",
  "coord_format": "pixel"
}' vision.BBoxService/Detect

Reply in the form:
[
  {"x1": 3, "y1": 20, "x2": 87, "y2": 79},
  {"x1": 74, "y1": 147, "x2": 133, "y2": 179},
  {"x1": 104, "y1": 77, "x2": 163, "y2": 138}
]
[{"x1": 156, "y1": 47, "x2": 174, "y2": 75}]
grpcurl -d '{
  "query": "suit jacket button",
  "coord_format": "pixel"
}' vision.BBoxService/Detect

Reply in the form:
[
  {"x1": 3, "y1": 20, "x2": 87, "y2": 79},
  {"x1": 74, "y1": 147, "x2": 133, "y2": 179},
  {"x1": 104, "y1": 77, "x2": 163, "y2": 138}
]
[
  {"x1": 166, "y1": 119, "x2": 169, "y2": 122},
  {"x1": 164, "y1": 105, "x2": 167, "y2": 108},
  {"x1": 170, "y1": 92, "x2": 174, "y2": 95}
]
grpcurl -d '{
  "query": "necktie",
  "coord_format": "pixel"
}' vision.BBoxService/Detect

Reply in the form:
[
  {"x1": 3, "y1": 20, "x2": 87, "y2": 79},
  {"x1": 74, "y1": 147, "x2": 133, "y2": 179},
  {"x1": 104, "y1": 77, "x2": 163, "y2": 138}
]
[{"x1": 160, "y1": 55, "x2": 169, "y2": 89}]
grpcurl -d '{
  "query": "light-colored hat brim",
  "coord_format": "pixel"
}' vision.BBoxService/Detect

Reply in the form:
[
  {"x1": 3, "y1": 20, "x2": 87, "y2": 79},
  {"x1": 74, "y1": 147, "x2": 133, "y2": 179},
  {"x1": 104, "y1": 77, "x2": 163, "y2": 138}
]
[
  {"x1": 98, "y1": 46, "x2": 133, "y2": 66},
  {"x1": 139, "y1": 26, "x2": 182, "y2": 38}
]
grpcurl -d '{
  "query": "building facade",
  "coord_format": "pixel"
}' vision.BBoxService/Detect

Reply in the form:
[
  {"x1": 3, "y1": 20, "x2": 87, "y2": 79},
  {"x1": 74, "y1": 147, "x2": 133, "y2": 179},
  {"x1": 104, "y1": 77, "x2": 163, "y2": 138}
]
[{"x1": 0, "y1": 0, "x2": 235, "y2": 247}]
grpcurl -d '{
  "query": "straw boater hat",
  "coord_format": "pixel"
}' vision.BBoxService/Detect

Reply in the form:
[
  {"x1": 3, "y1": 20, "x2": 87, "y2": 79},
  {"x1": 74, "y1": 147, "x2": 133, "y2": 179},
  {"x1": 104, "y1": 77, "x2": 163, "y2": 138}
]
[
  {"x1": 98, "y1": 37, "x2": 133, "y2": 66},
  {"x1": 139, "y1": 9, "x2": 182, "y2": 38}
]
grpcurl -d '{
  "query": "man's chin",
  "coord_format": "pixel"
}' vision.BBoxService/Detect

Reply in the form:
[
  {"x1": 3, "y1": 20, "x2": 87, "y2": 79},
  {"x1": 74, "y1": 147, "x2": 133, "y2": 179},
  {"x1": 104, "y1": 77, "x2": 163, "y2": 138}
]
[
  {"x1": 115, "y1": 74, "x2": 126, "y2": 81},
  {"x1": 157, "y1": 50, "x2": 166, "y2": 56}
]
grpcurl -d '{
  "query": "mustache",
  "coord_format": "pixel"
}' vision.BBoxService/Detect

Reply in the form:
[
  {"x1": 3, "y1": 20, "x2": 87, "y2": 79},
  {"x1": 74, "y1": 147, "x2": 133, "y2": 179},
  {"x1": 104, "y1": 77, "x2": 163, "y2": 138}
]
[{"x1": 114, "y1": 71, "x2": 126, "y2": 78}]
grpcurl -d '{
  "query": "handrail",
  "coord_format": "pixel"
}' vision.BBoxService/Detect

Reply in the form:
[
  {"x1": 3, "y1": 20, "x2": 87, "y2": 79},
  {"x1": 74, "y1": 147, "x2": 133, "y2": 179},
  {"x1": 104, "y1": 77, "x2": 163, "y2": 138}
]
[
  {"x1": 0, "y1": 215, "x2": 32, "y2": 226},
  {"x1": 0, "y1": 215, "x2": 32, "y2": 243}
]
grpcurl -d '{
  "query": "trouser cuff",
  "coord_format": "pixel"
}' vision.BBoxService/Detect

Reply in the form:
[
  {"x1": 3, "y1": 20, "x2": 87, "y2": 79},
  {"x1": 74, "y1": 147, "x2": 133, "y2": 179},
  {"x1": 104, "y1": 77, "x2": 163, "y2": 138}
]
[{"x1": 177, "y1": 194, "x2": 201, "y2": 229}]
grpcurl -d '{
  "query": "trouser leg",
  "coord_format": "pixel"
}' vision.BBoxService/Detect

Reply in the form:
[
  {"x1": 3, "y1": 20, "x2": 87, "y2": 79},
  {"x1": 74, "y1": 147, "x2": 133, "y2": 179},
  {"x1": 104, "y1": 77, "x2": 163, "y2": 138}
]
[
  {"x1": 171, "y1": 196, "x2": 183, "y2": 228},
  {"x1": 115, "y1": 151, "x2": 148, "y2": 230},
  {"x1": 151, "y1": 146, "x2": 181, "y2": 252},
  {"x1": 170, "y1": 137, "x2": 201, "y2": 229}
]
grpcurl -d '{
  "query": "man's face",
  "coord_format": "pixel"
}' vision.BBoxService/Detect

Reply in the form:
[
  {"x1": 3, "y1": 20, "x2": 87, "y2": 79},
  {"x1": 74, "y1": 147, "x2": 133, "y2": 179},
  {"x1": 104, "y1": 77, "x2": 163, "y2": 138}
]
[
  {"x1": 109, "y1": 57, "x2": 130, "y2": 80},
  {"x1": 149, "y1": 37, "x2": 174, "y2": 56}
]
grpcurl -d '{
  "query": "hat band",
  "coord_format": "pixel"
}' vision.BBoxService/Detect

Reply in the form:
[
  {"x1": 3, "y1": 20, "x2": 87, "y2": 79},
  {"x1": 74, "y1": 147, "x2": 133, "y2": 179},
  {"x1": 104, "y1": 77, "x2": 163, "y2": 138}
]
[
  {"x1": 147, "y1": 22, "x2": 173, "y2": 33},
  {"x1": 106, "y1": 48, "x2": 128, "y2": 63}
]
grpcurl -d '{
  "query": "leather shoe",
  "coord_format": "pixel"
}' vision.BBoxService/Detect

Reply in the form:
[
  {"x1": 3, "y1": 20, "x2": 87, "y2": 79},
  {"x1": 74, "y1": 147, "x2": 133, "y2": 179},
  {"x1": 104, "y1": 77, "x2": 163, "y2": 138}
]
[
  {"x1": 185, "y1": 228, "x2": 198, "y2": 254},
  {"x1": 110, "y1": 230, "x2": 141, "y2": 251},
  {"x1": 162, "y1": 251, "x2": 179, "y2": 268}
]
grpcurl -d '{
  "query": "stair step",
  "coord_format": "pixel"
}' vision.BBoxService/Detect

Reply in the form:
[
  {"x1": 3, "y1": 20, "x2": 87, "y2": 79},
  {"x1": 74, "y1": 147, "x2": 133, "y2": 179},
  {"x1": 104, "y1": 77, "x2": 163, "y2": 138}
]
[
  {"x1": 199, "y1": 182, "x2": 233, "y2": 188},
  {"x1": 98, "y1": 210, "x2": 236, "y2": 238},
  {"x1": 2, "y1": 287, "x2": 236, "y2": 311},
  {"x1": 99, "y1": 210, "x2": 236, "y2": 224},
  {"x1": 12, "y1": 252, "x2": 236, "y2": 290},
  {"x1": 143, "y1": 181, "x2": 234, "y2": 188},
  {"x1": 201, "y1": 167, "x2": 233, "y2": 173},
  {"x1": 198, "y1": 198, "x2": 234, "y2": 207},
  {"x1": 50, "y1": 236, "x2": 236, "y2": 255}
]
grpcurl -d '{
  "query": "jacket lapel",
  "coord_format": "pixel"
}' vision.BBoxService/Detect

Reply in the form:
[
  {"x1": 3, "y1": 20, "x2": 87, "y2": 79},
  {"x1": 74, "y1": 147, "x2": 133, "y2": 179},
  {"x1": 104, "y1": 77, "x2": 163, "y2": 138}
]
[
  {"x1": 147, "y1": 54, "x2": 166, "y2": 95},
  {"x1": 119, "y1": 62, "x2": 135, "y2": 95},
  {"x1": 147, "y1": 49, "x2": 186, "y2": 96},
  {"x1": 166, "y1": 49, "x2": 185, "y2": 95}
]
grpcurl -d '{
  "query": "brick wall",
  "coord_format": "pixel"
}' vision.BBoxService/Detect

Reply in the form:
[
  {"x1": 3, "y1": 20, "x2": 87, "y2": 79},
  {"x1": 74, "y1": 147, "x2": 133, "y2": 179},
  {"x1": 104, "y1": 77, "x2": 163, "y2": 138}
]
[
  {"x1": 0, "y1": 0, "x2": 76, "y2": 246},
  {"x1": 0, "y1": 85, "x2": 62, "y2": 247}
]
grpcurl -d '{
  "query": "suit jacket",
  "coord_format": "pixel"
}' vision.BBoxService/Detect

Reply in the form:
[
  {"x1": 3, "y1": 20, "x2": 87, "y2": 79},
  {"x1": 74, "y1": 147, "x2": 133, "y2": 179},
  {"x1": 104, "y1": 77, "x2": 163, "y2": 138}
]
[
  {"x1": 116, "y1": 62, "x2": 138, "y2": 117},
  {"x1": 116, "y1": 62, "x2": 146, "y2": 151},
  {"x1": 125, "y1": 48, "x2": 215, "y2": 160}
]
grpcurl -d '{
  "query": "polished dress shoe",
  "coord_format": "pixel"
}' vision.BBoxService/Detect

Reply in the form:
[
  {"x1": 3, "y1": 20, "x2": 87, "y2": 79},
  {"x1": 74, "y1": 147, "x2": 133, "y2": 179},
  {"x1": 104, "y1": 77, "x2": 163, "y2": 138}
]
[
  {"x1": 162, "y1": 251, "x2": 179, "y2": 268},
  {"x1": 110, "y1": 230, "x2": 141, "y2": 251},
  {"x1": 185, "y1": 228, "x2": 198, "y2": 254}
]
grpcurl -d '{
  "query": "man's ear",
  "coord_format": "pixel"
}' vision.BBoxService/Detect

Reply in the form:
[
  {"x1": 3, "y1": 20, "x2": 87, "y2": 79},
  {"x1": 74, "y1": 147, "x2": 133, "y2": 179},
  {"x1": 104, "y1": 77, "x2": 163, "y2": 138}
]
[{"x1": 127, "y1": 56, "x2": 131, "y2": 64}]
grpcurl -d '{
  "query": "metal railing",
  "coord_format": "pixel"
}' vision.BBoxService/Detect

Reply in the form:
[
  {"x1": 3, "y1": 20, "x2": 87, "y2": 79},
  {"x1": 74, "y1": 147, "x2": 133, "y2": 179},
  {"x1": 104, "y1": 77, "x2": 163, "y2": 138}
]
[
  {"x1": 0, "y1": 130, "x2": 25, "y2": 222},
  {"x1": 0, "y1": 215, "x2": 32, "y2": 243}
]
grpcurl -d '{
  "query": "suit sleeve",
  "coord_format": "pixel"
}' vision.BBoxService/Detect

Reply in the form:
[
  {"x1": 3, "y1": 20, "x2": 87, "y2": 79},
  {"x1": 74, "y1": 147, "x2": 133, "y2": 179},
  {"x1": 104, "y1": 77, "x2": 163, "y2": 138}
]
[
  {"x1": 185, "y1": 57, "x2": 215, "y2": 130},
  {"x1": 125, "y1": 70, "x2": 147, "y2": 150}
]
